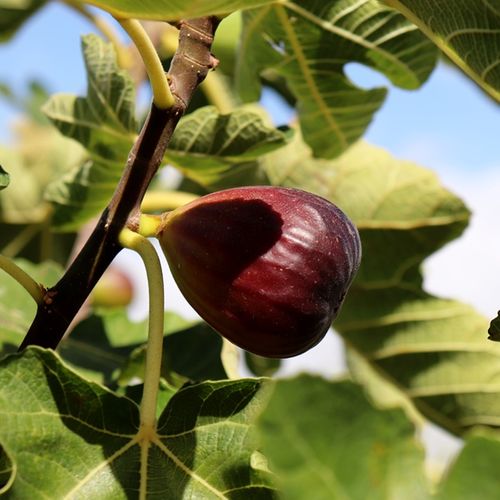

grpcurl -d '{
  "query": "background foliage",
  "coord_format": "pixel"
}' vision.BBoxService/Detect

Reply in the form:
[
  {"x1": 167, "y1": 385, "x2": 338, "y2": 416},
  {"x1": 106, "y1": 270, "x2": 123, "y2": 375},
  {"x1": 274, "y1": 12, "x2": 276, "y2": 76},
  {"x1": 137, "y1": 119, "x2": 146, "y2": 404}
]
[{"x1": 0, "y1": 0, "x2": 499, "y2": 497}]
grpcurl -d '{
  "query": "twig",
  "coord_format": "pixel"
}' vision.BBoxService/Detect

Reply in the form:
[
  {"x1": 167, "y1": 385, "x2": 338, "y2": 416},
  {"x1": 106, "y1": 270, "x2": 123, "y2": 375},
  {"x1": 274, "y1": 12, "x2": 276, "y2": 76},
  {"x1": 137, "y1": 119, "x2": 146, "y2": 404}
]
[{"x1": 19, "y1": 16, "x2": 220, "y2": 350}]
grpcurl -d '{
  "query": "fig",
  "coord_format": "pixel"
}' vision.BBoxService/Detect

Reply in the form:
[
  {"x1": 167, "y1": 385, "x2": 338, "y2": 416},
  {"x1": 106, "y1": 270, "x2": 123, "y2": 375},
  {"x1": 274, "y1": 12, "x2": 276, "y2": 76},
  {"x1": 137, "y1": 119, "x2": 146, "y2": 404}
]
[
  {"x1": 157, "y1": 186, "x2": 361, "y2": 358},
  {"x1": 91, "y1": 267, "x2": 134, "y2": 308}
]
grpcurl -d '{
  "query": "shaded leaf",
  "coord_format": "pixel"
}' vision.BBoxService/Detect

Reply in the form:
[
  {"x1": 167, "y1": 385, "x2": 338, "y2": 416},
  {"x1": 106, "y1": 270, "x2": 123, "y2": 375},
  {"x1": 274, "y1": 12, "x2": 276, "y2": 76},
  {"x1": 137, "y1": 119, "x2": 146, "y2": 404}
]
[
  {"x1": 488, "y1": 311, "x2": 500, "y2": 341},
  {"x1": 0, "y1": 0, "x2": 46, "y2": 42},
  {"x1": 237, "y1": 0, "x2": 438, "y2": 158},
  {"x1": 0, "y1": 442, "x2": 14, "y2": 494},
  {"x1": 0, "y1": 164, "x2": 9, "y2": 190},
  {"x1": 167, "y1": 105, "x2": 291, "y2": 188},
  {"x1": 162, "y1": 322, "x2": 228, "y2": 386},
  {"x1": 0, "y1": 348, "x2": 276, "y2": 497},
  {"x1": 257, "y1": 375, "x2": 430, "y2": 499},
  {"x1": 117, "y1": 322, "x2": 228, "y2": 388},
  {"x1": 59, "y1": 308, "x2": 196, "y2": 384},
  {"x1": 245, "y1": 351, "x2": 281, "y2": 377},
  {"x1": 43, "y1": 34, "x2": 137, "y2": 230},
  {"x1": 85, "y1": 0, "x2": 276, "y2": 21},
  {"x1": 0, "y1": 259, "x2": 62, "y2": 356},
  {"x1": 385, "y1": 0, "x2": 500, "y2": 101}
]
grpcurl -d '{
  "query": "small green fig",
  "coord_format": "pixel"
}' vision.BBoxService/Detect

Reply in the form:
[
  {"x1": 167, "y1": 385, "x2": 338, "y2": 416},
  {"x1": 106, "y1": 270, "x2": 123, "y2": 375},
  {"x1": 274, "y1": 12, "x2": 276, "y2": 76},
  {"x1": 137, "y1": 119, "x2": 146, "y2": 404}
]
[
  {"x1": 157, "y1": 186, "x2": 361, "y2": 358},
  {"x1": 91, "y1": 267, "x2": 134, "y2": 308}
]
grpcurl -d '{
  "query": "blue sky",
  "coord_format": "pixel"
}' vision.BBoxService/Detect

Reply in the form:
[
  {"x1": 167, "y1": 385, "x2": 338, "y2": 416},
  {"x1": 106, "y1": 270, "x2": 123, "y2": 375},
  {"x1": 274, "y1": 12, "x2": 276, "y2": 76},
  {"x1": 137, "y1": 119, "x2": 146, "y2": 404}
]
[{"x1": 0, "y1": 2, "x2": 498, "y2": 174}]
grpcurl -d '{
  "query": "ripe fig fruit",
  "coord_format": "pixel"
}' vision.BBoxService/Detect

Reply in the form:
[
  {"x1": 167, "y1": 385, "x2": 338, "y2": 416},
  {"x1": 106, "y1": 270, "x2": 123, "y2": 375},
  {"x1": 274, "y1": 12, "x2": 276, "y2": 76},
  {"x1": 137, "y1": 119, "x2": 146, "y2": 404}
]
[{"x1": 157, "y1": 186, "x2": 361, "y2": 358}]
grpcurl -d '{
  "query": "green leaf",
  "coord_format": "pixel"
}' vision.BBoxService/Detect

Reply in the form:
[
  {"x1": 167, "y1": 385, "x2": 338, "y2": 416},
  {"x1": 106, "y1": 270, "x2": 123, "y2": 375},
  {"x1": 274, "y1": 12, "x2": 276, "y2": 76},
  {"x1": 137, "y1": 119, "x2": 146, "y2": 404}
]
[
  {"x1": 269, "y1": 138, "x2": 500, "y2": 436},
  {"x1": 437, "y1": 431, "x2": 500, "y2": 499},
  {"x1": 167, "y1": 105, "x2": 291, "y2": 188},
  {"x1": 384, "y1": 0, "x2": 500, "y2": 101},
  {"x1": 0, "y1": 442, "x2": 14, "y2": 494},
  {"x1": 245, "y1": 352, "x2": 281, "y2": 377},
  {"x1": 0, "y1": 259, "x2": 62, "y2": 356},
  {"x1": 0, "y1": 164, "x2": 9, "y2": 190},
  {"x1": 85, "y1": 0, "x2": 276, "y2": 21},
  {"x1": 257, "y1": 375, "x2": 430, "y2": 499},
  {"x1": 118, "y1": 379, "x2": 178, "y2": 418},
  {"x1": 59, "y1": 309, "x2": 196, "y2": 384},
  {"x1": 237, "y1": 0, "x2": 438, "y2": 158},
  {"x1": 0, "y1": 125, "x2": 85, "y2": 224},
  {"x1": 43, "y1": 34, "x2": 137, "y2": 231},
  {"x1": 0, "y1": 0, "x2": 46, "y2": 42},
  {"x1": 117, "y1": 322, "x2": 228, "y2": 388},
  {"x1": 0, "y1": 348, "x2": 276, "y2": 497}
]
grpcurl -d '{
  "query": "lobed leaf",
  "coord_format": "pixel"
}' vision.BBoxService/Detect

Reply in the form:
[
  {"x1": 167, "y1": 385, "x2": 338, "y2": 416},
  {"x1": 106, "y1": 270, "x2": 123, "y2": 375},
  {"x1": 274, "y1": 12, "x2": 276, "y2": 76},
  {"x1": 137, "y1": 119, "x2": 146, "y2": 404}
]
[
  {"x1": 384, "y1": 0, "x2": 500, "y2": 101},
  {"x1": 267, "y1": 137, "x2": 500, "y2": 435},
  {"x1": 0, "y1": 348, "x2": 277, "y2": 498},
  {"x1": 43, "y1": 34, "x2": 137, "y2": 231},
  {"x1": 257, "y1": 375, "x2": 430, "y2": 499},
  {"x1": 236, "y1": 0, "x2": 438, "y2": 158}
]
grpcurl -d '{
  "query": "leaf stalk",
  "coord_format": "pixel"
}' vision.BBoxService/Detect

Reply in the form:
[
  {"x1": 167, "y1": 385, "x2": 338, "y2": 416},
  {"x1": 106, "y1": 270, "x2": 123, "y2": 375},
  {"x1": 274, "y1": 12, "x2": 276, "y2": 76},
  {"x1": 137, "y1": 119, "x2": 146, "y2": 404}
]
[
  {"x1": 0, "y1": 255, "x2": 44, "y2": 304},
  {"x1": 117, "y1": 18, "x2": 175, "y2": 109}
]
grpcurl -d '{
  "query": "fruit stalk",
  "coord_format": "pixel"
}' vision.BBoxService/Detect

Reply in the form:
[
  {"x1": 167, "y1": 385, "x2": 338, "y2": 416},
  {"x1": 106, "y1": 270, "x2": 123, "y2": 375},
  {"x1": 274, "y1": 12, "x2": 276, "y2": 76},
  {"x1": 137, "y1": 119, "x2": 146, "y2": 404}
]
[{"x1": 19, "y1": 16, "x2": 220, "y2": 350}]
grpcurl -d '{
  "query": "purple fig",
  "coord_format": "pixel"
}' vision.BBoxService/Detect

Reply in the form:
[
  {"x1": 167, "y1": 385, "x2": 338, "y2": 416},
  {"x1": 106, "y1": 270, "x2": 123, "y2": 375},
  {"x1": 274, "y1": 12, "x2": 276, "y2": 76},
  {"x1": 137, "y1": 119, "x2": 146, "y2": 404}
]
[{"x1": 157, "y1": 186, "x2": 361, "y2": 358}]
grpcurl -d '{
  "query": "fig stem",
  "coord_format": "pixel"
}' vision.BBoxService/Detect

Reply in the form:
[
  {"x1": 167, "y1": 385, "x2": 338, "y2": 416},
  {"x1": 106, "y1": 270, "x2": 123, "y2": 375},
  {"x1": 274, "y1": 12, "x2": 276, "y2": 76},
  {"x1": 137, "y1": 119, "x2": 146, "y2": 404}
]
[
  {"x1": 62, "y1": 0, "x2": 131, "y2": 69},
  {"x1": 117, "y1": 18, "x2": 175, "y2": 109},
  {"x1": 0, "y1": 254, "x2": 44, "y2": 304},
  {"x1": 118, "y1": 228, "x2": 164, "y2": 430},
  {"x1": 138, "y1": 214, "x2": 163, "y2": 238},
  {"x1": 141, "y1": 190, "x2": 199, "y2": 213}
]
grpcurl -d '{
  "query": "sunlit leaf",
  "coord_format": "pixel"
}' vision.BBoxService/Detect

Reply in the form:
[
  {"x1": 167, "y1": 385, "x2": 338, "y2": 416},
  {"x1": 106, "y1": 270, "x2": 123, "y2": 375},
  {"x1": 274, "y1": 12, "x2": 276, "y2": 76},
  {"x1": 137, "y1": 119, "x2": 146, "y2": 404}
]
[
  {"x1": 0, "y1": 348, "x2": 276, "y2": 497},
  {"x1": 258, "y1": 375, "x2": 430, "y2": 499},
  {"x1": 166, "y1": 105, "x2": 291, "y2": 188},
  {"x1": 43, "y1": 34, "x2": 137, "y2": 230},
  {"x1": 85, "y1": 0, "x2": 275, "y2": 21},
  {"x1": 384, "y1": 0, "x2": 500, "y2": 101},
  {"x1": 267, "y1": 137, "x2": 500, "y2": 435},
  {"x1": 237, "y1": 0, "x2": 438, "y2": 158},
  {"x1": 437, "y1": 431, "x2": 500, "y2": 499},
  {"x1": 0, "y1": 124, "x2": 84, "y2": 224}
]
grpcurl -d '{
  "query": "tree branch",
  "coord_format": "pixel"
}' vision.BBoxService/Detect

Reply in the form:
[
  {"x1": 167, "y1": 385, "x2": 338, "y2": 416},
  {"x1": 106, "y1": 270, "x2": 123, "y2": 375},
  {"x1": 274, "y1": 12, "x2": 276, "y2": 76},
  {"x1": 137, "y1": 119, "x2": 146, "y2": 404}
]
[{"x1": 19, "y1": 16, "x2": 220, "y2": 351}]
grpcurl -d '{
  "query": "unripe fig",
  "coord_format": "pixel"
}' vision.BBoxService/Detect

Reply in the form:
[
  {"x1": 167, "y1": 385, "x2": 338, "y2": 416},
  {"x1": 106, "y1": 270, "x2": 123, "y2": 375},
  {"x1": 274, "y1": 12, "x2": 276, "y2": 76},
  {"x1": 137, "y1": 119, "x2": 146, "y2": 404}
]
[
  {"x1": 157, "y1": 186, "x2": 361, "y2": 358},
  {"x1": 91, "y1": 267, "x2": 134, "y2": 308}
]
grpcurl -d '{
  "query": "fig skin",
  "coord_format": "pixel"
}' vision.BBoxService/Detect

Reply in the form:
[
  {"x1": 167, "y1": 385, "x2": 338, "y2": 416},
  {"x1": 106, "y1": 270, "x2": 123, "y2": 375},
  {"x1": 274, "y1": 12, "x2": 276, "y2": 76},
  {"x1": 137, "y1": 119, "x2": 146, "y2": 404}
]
[{"x1": 157, "y1": 186, "x2": 361, "y2": 358}]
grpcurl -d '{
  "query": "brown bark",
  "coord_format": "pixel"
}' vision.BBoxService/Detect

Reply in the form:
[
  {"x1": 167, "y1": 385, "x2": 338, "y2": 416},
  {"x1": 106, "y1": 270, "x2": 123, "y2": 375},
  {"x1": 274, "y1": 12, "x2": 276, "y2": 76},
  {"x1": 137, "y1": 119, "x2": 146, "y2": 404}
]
[{"x1": 19, "y1": 16, "x2": 220, "y2": 350}]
